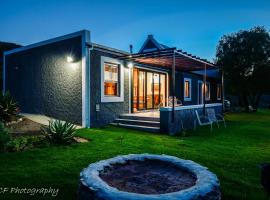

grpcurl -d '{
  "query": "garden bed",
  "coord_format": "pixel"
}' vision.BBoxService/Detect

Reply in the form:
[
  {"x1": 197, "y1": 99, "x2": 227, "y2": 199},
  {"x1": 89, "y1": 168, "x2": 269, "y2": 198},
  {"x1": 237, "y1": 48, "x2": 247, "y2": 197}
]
[{"x1": 7, "y1": 117, "x2": 43, "y2": 137}]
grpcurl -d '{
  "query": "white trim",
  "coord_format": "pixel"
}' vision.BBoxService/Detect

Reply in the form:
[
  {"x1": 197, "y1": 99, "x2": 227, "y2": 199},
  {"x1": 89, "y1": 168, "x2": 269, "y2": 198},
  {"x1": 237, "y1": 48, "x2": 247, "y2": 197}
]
[
  {"x1": 160, "y1": 103, "x2": 222, "y2": 111},
  {"x1": 4, "y1": 30, "x2": 88, "y2": 56},
  {"x1": 129, "y1": 68, "x2": 131, "y2": 113},
  {"x1": 101, "y1": 56, "x2": 124, "y2": 102},
  {"x1": 206, "y1": 82, "x2": 211, "y2": 101},
  {"x1": 2, "y1": 55, "x2": 5, "y2": 94},
  {"x1": 197, "y1": 80, "x2": 210, "y2": 104},
  {"x1": 81, "y1": 30, "x2": 91, "y2": 128},
  {"x1": 183, "y1": 78, "x2": 192, "y2": 101}
]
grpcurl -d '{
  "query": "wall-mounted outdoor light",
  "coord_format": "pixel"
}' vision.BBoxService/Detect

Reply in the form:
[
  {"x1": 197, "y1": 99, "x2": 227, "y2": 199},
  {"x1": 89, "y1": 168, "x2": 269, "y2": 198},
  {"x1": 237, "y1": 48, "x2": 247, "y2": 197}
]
[
  {"x1": 127, "y1": 62, "x2": 133, "y2": 68},
  {"x1": 67, "y1": 56, "x2": 74, "y2": 63}
]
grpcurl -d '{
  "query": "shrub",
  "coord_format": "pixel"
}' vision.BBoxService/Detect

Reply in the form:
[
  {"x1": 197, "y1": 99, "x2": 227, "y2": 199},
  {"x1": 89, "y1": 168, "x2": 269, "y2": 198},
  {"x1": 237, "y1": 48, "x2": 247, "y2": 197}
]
[
  {"x1": 6, "y1": 137, "x2": 29, "y2": 152},
  {"x1": 0, "y1": 92, "x2": 18, "y2": 123},
  {"x1": 42, "y1": 120, "x2": 77, "y2": 145},
  {"x1": 0, "y1": 122, "x2": 11, "y2": 152},
  {"x1": 6, "y1": 136, "x2": 48, "y2": 152}
]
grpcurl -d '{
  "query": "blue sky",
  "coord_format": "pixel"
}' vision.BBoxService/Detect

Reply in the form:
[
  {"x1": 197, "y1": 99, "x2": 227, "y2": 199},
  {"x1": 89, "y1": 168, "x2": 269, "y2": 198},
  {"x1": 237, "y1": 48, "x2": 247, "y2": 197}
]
[{"x1": 1, "y1": 0, "x2": 270, "y2": 61}]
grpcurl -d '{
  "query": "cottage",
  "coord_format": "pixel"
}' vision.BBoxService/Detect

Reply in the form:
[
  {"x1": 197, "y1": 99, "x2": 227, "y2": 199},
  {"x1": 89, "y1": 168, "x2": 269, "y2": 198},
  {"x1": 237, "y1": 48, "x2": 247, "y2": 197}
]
[{"x1": 3, "y1": 30, "x2": 223, "y2": 134}]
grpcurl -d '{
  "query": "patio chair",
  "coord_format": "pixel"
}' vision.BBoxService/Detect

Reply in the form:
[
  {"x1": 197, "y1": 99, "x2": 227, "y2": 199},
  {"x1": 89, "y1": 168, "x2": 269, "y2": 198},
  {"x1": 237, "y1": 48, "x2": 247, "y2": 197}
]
[
  {"x1": 168, "y1": 96, "x2": 182, "y2": 107},
  {"x1": 157, "y1": 96, "x2": 182, "y2": 109},
  {"x1": 248, "y1": 105, "x2": 256, "y2": 112},
  {"x1": 194, "y1": 110, "x2": 213, "y2": 131},
  {"x1": 206, "y1": 108, "x2": 226, "y2": 128}
]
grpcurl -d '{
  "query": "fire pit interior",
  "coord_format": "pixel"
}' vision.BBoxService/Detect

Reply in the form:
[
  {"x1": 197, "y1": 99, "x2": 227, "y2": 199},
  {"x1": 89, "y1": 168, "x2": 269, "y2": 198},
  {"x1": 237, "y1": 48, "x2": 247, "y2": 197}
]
[{"x1": 99, "y1": 159, "x2": 196, "y2": 194}]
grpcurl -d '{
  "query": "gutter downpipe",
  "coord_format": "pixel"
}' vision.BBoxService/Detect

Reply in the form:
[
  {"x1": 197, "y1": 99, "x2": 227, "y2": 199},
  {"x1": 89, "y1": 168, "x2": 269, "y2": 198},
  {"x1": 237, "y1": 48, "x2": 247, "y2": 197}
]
[{"x1": 85, "y1": 40, "x2": 93, "y2": 128}]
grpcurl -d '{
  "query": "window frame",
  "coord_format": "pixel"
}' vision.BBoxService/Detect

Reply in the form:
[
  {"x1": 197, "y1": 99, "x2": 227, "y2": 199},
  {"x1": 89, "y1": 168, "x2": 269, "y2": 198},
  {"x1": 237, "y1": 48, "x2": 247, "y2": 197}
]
[
  {"x1": 205, "y1": 82, "x2": 211, "y2": 101},
  {"x1": 217, "y1": 84, "x2": 222, "y2": 100},
  {"x1": 101, "y1": 56, "x2": 124, "y2": 102},
  {"x1": 184, "y1": 78, "x2": 192, "y2": 101},
  {"x1": 104, "y1": 62, "x2": 120, "y2": 97}
]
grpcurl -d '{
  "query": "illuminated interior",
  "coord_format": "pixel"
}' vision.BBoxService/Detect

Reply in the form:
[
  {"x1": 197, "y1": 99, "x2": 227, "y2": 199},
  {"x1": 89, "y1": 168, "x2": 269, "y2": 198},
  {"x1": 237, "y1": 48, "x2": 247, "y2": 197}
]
[
  {"x1": 184, "y1": 80, "x2": 191, "y2": 98},
  {"x1": 133, "y1": 67, "x2": 166, "y2": 112},
  {"x1": 104, "y1": 63, "x2": 119, "y2": 96}
]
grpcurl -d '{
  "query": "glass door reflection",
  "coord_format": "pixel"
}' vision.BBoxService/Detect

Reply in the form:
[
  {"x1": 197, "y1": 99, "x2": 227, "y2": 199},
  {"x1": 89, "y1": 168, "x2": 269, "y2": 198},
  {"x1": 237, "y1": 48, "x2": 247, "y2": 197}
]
[{"x1": 133, "y1": 68, "x2": 167, "y2": 112}]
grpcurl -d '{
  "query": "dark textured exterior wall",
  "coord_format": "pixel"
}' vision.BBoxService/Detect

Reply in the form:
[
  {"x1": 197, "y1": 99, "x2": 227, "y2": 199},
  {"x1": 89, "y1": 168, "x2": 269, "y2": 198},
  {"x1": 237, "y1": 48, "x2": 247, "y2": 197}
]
[
  {"x1": 5, "y1": 36, "x2": 83, "y2": 124},
  {"x1": 160, "y1": 104, "x2": 222, "y2": 135},
  {"x1": 173, "y1": 71, "x2": 221, "y2": 105},
  {"x1": 90, "y1": 49, "x2": 129, "y2": 127}
]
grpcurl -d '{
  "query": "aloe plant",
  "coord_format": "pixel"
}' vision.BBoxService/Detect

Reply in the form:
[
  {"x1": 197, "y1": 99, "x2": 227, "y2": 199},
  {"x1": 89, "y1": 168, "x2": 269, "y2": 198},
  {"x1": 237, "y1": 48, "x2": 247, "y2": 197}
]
[
  {"x1": 0, "y1": 91, "x2": 18, "y2": 123},
  {"x1": 42, "y1": 120, "x2": 76, "y2": 145}
]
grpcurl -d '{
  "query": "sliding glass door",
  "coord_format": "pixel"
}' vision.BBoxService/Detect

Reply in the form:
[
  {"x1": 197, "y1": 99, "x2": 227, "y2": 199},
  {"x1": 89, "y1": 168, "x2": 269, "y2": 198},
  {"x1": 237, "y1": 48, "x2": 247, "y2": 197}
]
[{"x1": 133, "y1": 68, "x2": 167, "y2": 112}]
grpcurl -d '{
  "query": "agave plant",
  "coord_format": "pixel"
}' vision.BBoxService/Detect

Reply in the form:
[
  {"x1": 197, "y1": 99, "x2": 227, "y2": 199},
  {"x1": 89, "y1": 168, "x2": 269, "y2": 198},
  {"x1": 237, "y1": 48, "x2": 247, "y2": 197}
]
[
  {"x1": 42, "y1": 120, "x2": 77, "y2": 145},
  {"x1": 0, "y1": 92, "x2": 18, "y2": 123}
]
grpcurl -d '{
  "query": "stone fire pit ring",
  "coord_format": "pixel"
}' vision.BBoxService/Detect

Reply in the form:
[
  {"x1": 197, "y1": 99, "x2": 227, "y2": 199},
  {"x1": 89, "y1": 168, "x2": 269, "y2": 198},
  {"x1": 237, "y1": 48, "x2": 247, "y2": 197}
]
[{"x1": 78, "y1": 154, "x2": 220, "y2": 200}]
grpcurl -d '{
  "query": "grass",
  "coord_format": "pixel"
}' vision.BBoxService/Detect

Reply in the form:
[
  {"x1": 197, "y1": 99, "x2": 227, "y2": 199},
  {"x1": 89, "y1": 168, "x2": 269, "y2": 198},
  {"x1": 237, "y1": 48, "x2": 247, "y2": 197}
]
[{"x1": 0, "y1": 110, "x2": 270, "y2": 199}]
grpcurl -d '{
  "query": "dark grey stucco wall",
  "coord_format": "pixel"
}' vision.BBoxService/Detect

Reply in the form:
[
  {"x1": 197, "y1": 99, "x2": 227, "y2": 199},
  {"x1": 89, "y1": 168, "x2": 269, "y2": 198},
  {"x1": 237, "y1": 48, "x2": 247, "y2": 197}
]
[
  {"x1": 90, "y1": 49, "x2": 129, "y2": 127},
  {"x1": 5, "y1": 36, "x2": 83, "y2": 124},
  {"x1": 173, "y1": 71, "x2": 221, "y2": 105}
]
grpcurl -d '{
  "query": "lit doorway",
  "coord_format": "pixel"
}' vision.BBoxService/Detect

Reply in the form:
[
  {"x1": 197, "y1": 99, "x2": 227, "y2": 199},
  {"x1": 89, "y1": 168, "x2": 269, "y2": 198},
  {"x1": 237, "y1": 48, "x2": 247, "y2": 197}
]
[{"x1": 133, "y1": 68, "x2": 167, "y2": 112}]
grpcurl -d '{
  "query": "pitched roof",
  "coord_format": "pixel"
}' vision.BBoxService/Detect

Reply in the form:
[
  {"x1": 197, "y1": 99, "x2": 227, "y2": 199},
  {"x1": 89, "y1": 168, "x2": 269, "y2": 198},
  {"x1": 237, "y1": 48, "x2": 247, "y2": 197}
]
[
  {"x1": 139, "y1": 34, "x2": 169, "y2": 53},
  {"x1": 138, "y1": 34, "x2": 214, "y2": 66}
]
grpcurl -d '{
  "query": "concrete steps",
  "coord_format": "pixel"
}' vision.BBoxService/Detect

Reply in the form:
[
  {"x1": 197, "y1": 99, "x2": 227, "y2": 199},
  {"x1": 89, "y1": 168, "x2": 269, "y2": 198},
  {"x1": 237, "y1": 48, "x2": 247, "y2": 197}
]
[{"x1": 113, "y1": 114, "x2": 160, "y2": 133}]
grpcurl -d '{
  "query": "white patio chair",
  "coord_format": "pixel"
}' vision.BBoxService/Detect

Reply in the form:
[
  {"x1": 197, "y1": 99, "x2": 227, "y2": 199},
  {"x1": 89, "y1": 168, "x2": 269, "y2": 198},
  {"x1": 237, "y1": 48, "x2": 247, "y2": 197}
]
[
  {"x1": 206, "y1": 108, "x2": 226, "y2": 128},
  {"x1": 168, "y1": 96, "x2": 182, "y2": 107},
  {"x1": 194, "y1": 110, "x2": 213, "y2": 131},
  {"x1": 158, "y1": 96, "x2": 182, "y2": 109}
]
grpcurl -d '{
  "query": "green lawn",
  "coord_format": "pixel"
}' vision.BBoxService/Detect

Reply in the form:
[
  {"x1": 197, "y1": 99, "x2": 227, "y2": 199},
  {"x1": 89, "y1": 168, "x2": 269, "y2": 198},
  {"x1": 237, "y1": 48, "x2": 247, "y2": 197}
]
[{"x1": 0, "y1": 110, "x2": 270, "y2": 199}]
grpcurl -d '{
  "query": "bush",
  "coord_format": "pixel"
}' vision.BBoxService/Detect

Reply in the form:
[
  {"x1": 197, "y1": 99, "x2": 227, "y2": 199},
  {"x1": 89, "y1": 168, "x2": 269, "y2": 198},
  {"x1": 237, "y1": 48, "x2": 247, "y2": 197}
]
[
  {"x1": 0, "y1": 122, "x2": 11, "y2": 152},
  {"x1": 0, "y1": 92, "x2": 18, "y2": 123},
  {"x1": 6, "y1": 136, "x2": 48, "y2": 152},
  {"x1": 42, "y1": 120, "x2": 77, "y2": 145},
  {"x1": 6, "y1": 137, "x2": 29, "y2": 152}
]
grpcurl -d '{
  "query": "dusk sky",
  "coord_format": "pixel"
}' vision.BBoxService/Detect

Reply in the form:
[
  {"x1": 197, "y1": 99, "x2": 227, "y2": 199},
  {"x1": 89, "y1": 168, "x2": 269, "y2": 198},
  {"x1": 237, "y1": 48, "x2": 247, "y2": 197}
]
[{"x1": 1, "y1": 0, "x2": 270, "y2": 61}]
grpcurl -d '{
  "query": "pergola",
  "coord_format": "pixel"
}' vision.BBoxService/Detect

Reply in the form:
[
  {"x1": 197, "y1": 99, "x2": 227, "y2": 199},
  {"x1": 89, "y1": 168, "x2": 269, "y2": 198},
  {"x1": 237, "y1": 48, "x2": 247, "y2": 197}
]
[{"x1": 117, "y1": 47, "x2": 224, "y2": 122}]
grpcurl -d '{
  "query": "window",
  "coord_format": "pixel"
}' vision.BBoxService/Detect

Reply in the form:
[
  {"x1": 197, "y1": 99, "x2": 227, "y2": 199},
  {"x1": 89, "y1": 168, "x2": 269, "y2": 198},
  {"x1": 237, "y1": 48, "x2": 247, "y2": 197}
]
[
  {"x1": 104, "y1": 63, "x2": 119, "y2": 96},
  {"x1": 101, "y1": 56, "x2": 124, "y2": 102},
  {"x1": 217, "y1": 84, "x2": 222, "y2": 100},
  {"x1": 184, "y1": 78, "x2": 192, "y2": 101},
  {"x1": 204, "y1": 82, "x2": 210, "y2": 100}
]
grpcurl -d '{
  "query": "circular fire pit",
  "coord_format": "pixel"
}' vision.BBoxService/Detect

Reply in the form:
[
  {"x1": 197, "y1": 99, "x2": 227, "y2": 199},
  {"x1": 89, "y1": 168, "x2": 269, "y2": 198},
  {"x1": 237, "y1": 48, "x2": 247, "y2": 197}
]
[{"x1": 78, "y1": 154, "x2": 221, "y2": 200}]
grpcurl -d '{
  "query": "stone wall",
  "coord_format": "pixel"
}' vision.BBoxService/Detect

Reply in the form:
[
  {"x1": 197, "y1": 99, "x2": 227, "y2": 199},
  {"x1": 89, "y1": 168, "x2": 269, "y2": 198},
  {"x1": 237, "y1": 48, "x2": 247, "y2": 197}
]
[{"x1": 160, "y1": 103, "x2": 223, "y2": 135}]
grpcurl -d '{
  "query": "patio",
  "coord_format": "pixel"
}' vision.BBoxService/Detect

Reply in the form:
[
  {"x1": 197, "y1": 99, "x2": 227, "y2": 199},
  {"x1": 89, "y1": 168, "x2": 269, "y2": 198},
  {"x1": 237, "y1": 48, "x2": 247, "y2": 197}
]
[{"x1": 116, "y1": 103, "x2": 222, "y2": 134}]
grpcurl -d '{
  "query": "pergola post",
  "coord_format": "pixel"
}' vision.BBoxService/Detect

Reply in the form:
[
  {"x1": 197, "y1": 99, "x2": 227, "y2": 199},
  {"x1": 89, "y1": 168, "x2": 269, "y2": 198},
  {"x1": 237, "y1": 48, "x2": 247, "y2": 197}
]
[
  {"x1": 203, "y1": 63, "x2": 207, "y2": 115},
  {"x1": 221, "y1": 69, "x2": 225, "y2": 112},
  {"x1": 171, "y1": 50, "x2": 176, "y2": 123}
]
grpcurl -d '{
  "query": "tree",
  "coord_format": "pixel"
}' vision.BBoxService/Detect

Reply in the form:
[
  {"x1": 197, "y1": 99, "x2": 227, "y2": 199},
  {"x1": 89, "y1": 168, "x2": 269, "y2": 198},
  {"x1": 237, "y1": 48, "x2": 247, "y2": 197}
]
[{"x1": 216, "y1": 26, "x2": 270, "y2": 110}]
